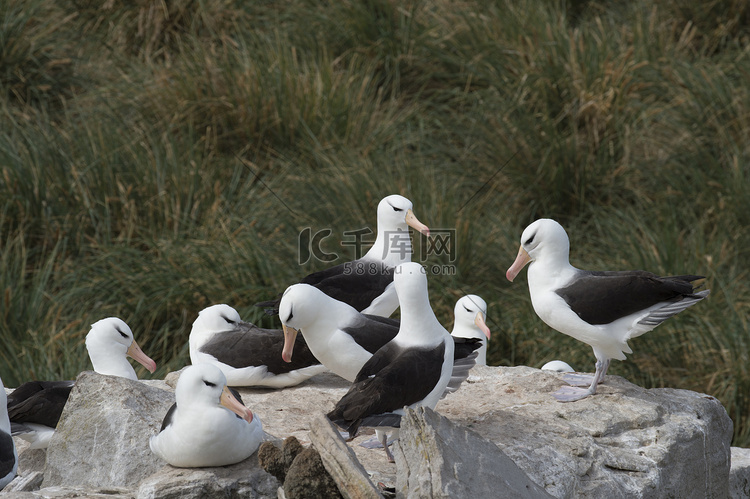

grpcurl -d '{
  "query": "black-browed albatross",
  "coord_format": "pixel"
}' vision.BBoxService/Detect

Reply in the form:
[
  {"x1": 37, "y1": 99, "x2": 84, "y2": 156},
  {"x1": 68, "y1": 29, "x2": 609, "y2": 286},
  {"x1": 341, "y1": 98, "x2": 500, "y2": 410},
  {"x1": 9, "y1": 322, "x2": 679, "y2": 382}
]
[
  {"x1": 325, "y1": 262, "x2": 461, "y2": 462},
  {"x1": 278, "y1": 283, "x2": 482, "y2": 394},
  {"x1": 8, "y1": 318, "x2": 157, "y2": 448},
  {"x1": 0, "y1": 377, "x2": 18, "y2": 490},
  {"x1": 257, "y1": 194, "x2": 430, "y2": 317},
  {"x1": 506, "y1": 218, "x2": 710, "y2": 402},
  {"x1": 149, "y1": 363, "x2": 263, "y2": 468},
  {"x1": 450, "y1": 294, "x2": 491, "y2": 366},
  {"x1": 189, "y1": 304, "x2": 327, "y2": 388}
]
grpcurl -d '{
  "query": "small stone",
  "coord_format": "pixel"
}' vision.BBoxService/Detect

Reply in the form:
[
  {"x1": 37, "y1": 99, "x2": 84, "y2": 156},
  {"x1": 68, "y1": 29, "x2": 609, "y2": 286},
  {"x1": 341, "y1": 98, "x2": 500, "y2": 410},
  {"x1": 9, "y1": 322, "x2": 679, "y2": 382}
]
[
  {"x1": 284, "y1": 447, "x2": 343, "y2": 499},
  {"x1": 258, "y1": 441, "x2": 286, "y2": 482}
]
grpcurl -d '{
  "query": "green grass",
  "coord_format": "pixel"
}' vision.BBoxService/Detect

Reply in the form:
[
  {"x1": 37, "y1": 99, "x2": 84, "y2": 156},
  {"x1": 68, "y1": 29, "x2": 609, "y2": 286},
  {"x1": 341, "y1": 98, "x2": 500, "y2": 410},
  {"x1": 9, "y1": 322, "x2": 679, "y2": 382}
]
[{"x1": 1, "y1": 0, "x2": 749, "y2": 445}]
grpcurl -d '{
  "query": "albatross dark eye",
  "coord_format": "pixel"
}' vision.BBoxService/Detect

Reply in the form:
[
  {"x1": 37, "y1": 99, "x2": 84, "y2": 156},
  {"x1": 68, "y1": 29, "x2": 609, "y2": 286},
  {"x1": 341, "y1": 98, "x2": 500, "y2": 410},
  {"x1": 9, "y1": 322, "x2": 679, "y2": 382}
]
[
  {"x1": 286, "y1": 310, "x2": 294, "y2": 323},
  {"x1": 116, "y1": 328, "x2": 128, "y2": 339},
  {"x1": 524, "y1": 233, "x2": 536, "y2": 246},
  {"x1": 221, "y1": 315, "x2": 235, "y2": 325},
  {"x1": 203, "y1": 380, "x2": 216, "y2": 388},
  {"x1": 392, "y1": 206, "x2": 403, "y2": 212},
  {"x1": 463, "y1": 305, "x2": 472, "y2": 313}
]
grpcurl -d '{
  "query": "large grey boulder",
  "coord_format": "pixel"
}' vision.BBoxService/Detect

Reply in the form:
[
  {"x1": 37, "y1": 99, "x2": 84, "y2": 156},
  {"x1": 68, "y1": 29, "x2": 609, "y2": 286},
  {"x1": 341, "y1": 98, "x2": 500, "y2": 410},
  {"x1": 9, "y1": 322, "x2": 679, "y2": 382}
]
[
  {"x1": 436, "y1": 366, "x2": 733, "y2": 498},
  {"x1": 394, "y1": 405, "x2": 553, "y2": 498},
  {"x1": 42, "y1": 372, "x2": 175, "y2": 488},
  {"x1": 730, "y1": 447, "x2": 750, "y2": 499}
]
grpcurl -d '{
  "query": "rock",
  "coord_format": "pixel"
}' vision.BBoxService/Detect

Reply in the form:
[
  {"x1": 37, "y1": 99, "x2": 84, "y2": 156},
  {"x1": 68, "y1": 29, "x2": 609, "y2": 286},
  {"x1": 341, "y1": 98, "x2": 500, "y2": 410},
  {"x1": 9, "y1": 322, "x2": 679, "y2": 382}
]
[
  {"x1": 308, "y1": 413, "x2": 382, "y2": 499},
  {"x1": 394, "y1": 405, "x2": 553, "y2": 498},
  {"x1": 0, "y1": 485, "x2": 134, "y2": 498},
  {"x1": 436, "y1": 366, "x2": 733, "y2": 498},
  {"x1": 3, "y1": 471, "x2": 43, "y2": 493},
  {"x1": 42, "y1": 371, "x2": 175, "y2": 489},
  {"x1": 282, "y1": 437, "x2": 305, "y2": 471},
  {"x1": 258, "y1": 437, "x2": 305, "y2": 484},
  {"x1": 284, "y1": 447, "x2": 342, "y2": 499},
  {"x1": 136, "y1": 456, "x2": 279, "y2": 499},
  {"x1": 258, "y1": 442, "x2": 287, "y2": 483},
  {"x1": 730, "y1": 447, "x2": 750, "y2": 499},
  {"x1": 8, "y1": 438, "x2": 46, "y2": 491},
  {"x1": 0, "y1": 367, "x2": 735, "y2": 498}
]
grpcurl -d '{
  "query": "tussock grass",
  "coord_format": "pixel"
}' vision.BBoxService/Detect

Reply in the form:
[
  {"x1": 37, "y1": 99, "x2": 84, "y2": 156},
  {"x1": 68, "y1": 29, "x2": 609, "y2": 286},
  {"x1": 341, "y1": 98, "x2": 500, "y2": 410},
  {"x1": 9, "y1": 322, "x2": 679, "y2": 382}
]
[{"x1": 1, "y1": 0, "x2": 749, "y2": 445}]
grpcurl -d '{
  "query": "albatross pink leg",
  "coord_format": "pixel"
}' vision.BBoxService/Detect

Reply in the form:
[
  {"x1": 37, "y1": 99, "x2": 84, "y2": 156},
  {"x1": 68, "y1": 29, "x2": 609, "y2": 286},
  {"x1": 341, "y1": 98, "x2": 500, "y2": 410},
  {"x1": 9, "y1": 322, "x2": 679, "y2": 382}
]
[{"x1": 552, "y1": 358, "x2": 610, "y2": 402}]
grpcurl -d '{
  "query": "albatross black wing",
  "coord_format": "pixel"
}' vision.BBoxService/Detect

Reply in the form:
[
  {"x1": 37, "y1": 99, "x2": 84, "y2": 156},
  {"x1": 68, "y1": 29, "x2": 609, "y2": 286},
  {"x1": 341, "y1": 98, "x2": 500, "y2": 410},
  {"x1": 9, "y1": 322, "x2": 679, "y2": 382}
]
[
  {"x1": 327, "y1": 342, "x2": 445, "y2": 436},
  {"x1": 556, "y1": 271, "x2": 705, "y2": 325}
]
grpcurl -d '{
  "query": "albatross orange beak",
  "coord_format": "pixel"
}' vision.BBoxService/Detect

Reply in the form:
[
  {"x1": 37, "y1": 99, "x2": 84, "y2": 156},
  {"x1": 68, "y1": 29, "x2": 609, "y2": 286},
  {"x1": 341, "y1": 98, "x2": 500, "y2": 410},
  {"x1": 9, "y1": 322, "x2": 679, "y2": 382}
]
[
  {"x1": 126, "y1": 340, "x2": 157, "y2": 373},
  {"x1": 474, "y1": 311, "x2": 491, "y2": 339},
  {"x1": 506, "y1": 246, "x2": 532, "y2": 282},
  {"x1": 405, "y1": 209, "x2": 430, "y2": 237},
  {"x1": 220, "y1": 386, "x2": 253, "y2": 423},
  {"x1": 281, "y1": 324, "x2": 298, "y2": 363}
]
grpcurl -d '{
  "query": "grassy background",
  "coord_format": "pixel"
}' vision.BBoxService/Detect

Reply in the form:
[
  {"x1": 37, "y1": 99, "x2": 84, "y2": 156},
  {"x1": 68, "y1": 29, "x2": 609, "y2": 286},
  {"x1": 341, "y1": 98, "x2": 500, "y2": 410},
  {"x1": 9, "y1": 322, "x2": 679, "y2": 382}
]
[{"x1": 1, "y1": 0, "x2": 748, "y2": 444}]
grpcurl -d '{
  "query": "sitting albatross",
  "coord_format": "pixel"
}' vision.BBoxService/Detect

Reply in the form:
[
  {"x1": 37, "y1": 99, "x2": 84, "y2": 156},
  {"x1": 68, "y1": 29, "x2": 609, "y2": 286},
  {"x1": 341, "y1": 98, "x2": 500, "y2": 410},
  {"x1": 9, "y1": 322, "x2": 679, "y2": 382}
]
[
  {"x1": 506, "y1": 218, "x2": 709, "y2": 402},
  {"x1": 189, "y1": 304, "x2": 327, "y2": 388},
  {"x1": 7, "y1": 318, "x2": 157, "y2": 448},
  {"x1": 256, "y1": 194, "x2": 430, "y2": 317},
  {"x1": 149, "y1": 363, "x2": 263, "y2": 467}
]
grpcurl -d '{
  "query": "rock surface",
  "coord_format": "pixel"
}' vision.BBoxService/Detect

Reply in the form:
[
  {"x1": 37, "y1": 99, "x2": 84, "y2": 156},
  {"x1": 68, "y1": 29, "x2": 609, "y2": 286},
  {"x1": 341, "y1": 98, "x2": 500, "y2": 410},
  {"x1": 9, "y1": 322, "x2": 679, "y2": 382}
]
[
  {"x1": 136, "y1": 457, "x2": 278, "y2": 499},
  {"x1": 730, "y1": 447, "x2": 750, "y2": 499},
  {"x1": 394, "y1": 405, "x2": 553, "y2": 498},
  {"x1": 1, "y1": 365, "x2": 739, "y2": 498},
  {"x1": 42, "y1": 372, "x2": 175, "y2": 488},
  {"x1": 436, "y1": 366, "x2": 733, "y2": 498}
]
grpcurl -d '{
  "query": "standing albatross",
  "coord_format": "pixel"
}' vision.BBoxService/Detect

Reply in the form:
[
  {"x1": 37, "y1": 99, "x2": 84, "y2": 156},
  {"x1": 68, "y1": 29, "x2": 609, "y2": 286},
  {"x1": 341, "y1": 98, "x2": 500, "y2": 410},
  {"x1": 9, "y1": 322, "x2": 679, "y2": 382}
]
[
  {"x1": 189, "y1": 304, "x2": 327, "y2": 388},
  {"x1": 149, "y1": 363, "x2": 263, "y2": 468},
  {"x1": 256, "y1": 194, "x2": 430, "y2": 317},
  {"x1": 7, "y1": 318, "x2": 157, "y2": 448},
  {"x1": 278, "y1": 283, "x2": 482, "y2": 394},
  {"x1": 506, "y1": 218, "x2": 709, "y2": 402},
  {"x1": 326, "y1": 262, "x2": 457, "y2": 462}
]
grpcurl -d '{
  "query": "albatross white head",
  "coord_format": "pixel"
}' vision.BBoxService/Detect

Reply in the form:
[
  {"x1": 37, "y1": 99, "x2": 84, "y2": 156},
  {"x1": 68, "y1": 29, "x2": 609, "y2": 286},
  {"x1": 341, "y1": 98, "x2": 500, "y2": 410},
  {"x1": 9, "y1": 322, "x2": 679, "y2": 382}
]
[
  {"x1": 506, "y1": 218, "x2": 572, "y2": 282},
  {"x1": 85, "y1": 318, "x2": 157, "y2": 380},
  {"x1": 364, "y1": 195, "x2": 430, "y2": 266},
  {"x1": 175, "y1": 364, "x2": 253, "y2": 423},
  {"x1": 452, "y1": 295, "x2": 490, "y2": 340},
  {"x1": 278, "y1": 283, "x2": 355, "y2": 363},
  {"x1": 189, "y1": 304, "x2": 251, "y2": 362},
  {"x1": 451, "y1": 294, "x2": 491, "y2": 365}
]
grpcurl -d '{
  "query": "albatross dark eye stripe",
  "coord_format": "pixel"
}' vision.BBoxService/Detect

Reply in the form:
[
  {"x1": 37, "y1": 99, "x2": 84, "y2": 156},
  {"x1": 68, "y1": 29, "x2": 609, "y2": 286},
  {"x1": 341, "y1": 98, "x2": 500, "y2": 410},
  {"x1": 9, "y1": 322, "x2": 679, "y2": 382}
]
[
  {"x1": 524, "y1": 233, "x2": 536, "y2": 246},
  {"x1": 116, "y1": 328, "x2": 128, "y2": 339},
  {"x1": 203, "y1": 380, "x2": 216, "y2": 387},
  {"x1": 386, "y1": 201, "x2": 403, "y2": 212},
  {"x1": 463, "y1": 305, "x2": 472, "y2": 313}
]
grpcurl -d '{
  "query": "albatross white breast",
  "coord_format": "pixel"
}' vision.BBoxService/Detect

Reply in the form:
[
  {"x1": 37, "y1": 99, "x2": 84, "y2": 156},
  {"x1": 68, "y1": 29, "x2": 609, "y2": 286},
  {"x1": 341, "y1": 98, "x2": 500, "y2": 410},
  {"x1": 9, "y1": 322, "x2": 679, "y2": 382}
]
[
  {"x1": 8, "y1": 318, "x2": 157, "y2": 448},
  {"x1": 326, "y1": 262, "x2": 457, "y2": 461},
  {"x1": 0, "y1": 377, "x2": 18, "y2": 490},
  {"x1": 189, "y1": 304, "x2": 327, "y2": 388},
  {"x1": 149, "y1": 364, "x2": 263, "y2": 468},
  {"x1": 507, "y1": 218, "x2": 710, "y2": 402},
  {"x1": 256, "y1": 194, "x2": 430, "y2": 317}
]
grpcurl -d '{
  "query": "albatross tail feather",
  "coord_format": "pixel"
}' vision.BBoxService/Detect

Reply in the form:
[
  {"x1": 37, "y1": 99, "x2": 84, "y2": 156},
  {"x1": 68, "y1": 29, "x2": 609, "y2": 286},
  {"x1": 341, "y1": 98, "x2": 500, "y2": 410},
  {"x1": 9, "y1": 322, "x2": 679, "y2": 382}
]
[{"x1": 631, "y1": 289, "x2": 710, "y2": 338}]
